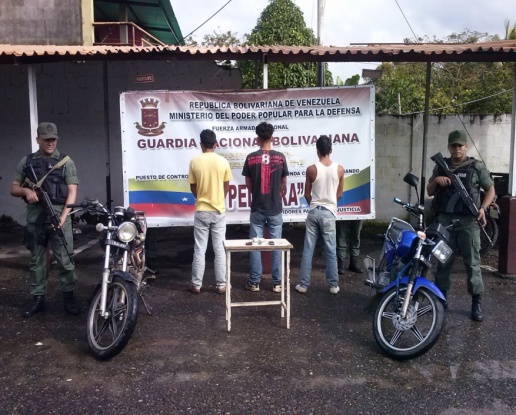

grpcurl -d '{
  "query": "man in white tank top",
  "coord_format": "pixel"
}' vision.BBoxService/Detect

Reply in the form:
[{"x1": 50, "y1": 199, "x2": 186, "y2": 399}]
[{"x1": 295, "y1": 136, "x2": 344, "y2": 294}]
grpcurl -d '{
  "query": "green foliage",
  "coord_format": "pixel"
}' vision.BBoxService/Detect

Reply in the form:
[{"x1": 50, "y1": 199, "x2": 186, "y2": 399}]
[
  {"x1": 373, "y1": 29, "x2": 513, "y2": 115},
  {"x1": 185, "y1": 30, "x2": 243, "y2": 68},
  {"x1": 344, "y1": 75, "x2": 360, "y2": 86},
  {"x1": 240, "y1": 0, "x2": 333, "y2": 89},
  {"x1": 504, "y1": 20, "x2": 516, "y2": 40}
]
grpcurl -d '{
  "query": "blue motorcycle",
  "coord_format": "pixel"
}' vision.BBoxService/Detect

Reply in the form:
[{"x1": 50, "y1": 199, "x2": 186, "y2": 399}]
[{"x1": 364, "y1": 173, "x2": 454, "y2": 360}]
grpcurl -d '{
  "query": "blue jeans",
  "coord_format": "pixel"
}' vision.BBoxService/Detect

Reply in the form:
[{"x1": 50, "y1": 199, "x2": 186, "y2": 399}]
[
  {"x1": 248, "y1": 211, "x2": 283, "y2": 285},
  {"x1": 298, "y1": 206, "x2": 339, "y2": 288},
  {"x1": 191, "y1": 211, "x2": 227, "y2": 288}
]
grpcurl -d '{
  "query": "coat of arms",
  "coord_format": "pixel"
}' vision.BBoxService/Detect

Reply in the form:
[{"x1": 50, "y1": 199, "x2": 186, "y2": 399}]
[{"x1": 134, "y1": 98, "x2": 166, "y2": 136}]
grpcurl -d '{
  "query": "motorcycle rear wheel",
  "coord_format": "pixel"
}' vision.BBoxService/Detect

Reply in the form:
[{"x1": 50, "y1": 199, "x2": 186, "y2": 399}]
[
  {"x1": 480, "y1": 214, "x2": 498, "y2": 257},
  {"x1": 87, "y1": 275, "x2": 139, "y2": 360},
  {"x1": 373, "y1": 286, "x2": 445, "y2": 360}
]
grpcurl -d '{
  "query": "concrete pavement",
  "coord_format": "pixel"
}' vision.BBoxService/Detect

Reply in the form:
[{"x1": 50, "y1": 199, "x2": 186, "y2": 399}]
[{"x1": 1, "y1": 223, "x2": 515, "y2": 415}]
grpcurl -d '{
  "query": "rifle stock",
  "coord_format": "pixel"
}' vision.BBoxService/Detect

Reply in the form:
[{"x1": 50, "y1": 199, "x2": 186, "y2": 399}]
[
  {"x1": 23, "y1": 164, "x2": 75, "y2": 264},
  {"x1": 430, "y1": 152, "x2": 492, "y2": 246}
]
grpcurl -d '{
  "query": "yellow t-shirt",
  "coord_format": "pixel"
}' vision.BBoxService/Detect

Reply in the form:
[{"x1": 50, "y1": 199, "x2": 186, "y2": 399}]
[{"x1": 188, "y1": 152, "x2": 232, "y2": 212}]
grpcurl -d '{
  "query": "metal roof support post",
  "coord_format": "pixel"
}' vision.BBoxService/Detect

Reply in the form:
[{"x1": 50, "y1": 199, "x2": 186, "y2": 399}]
[
  {"x1": 497, "y1": 65, "x2": 516, "y2": 275},
  {"x1": 510, "y1": 65, "x2": 516, "y2": 197},
  {"x1": 420, "y1": 62, "x2": 431, "y2": 204},
  {"x1": 254, "y1": 60, "x2": 259, "y2": 89},
  {"x1": 316, "y1": 0, "x2": 325, "y2": 87},
  {"x1": 103, "y1": 61, "x2": 113, "y2": 211},
  {"x1": 261, "y1": 52, "x2": 271, "y2": 272},
  {"x1": 263, "y1": 54, "x2": 268, "y2": 89},
  {"x1": 28, "y1": 65, "x2": 38, "y2": 153}
]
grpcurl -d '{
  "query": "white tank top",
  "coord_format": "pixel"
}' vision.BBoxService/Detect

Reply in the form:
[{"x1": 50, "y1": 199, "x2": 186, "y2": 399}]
[{"x1": 310, "y1": 161, "x2": 340, "y2": 216}]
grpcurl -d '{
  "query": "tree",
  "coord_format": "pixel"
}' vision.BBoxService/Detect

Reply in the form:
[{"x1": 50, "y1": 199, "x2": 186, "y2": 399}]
[
  {"x1": 185, "y1": 29, "x2": 243, "y2": 68},
  {"x1": 504, "y1": 19, "x2": 516, "y2": 40},
  {"x1": 186, "y1": 29, "x2": 242, "y2": 48},
  {"x1": 239, "y1": 0, "x2": 333, "y2": 89},
  {"x1": 372, "y1": 30, "x2": 513, "y2": 115},
  {"x1": 344, "y1": 74, "x2": 360, "y2": 86}
]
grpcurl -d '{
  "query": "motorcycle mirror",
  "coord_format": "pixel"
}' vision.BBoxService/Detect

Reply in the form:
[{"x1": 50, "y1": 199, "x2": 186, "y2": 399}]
[
  {"x1": 125, "y1": 207, "x2": 136, "y2": 220},
  {"x1": 403, "y1": 172, "x2": 420, "y2": 188}
]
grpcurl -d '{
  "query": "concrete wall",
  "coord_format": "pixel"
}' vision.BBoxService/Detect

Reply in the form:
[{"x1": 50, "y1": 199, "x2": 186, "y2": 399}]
[
  {"x1": 0, "y1": 60, "x2": 241, "y2": 225},
  {"x1": 0, "y1": 0, "x2": 82, "y2": 45},
  {"x1": 375, "y1": 113, "x2": 513, "y2": 223},
  {"x1": 0, "y1": 60, "x2": 512, "y2": 226}
]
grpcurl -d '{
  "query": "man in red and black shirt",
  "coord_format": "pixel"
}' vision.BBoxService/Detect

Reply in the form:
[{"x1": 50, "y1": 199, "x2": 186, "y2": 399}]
[{"x1": 242, "y1": 122, "x2": 288, "y2": 293}]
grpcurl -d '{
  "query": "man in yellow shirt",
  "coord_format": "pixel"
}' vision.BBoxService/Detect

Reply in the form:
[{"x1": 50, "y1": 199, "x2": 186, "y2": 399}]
[{"x1": 188, "y1": 129, "x2": 232, "y2": 293}]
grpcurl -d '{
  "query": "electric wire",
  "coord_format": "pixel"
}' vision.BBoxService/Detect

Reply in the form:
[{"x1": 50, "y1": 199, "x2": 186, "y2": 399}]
[
  {"x1": 401, "y1": 88, "x2": 512, "y2": 116},
  {"x1": 393, "y1": 0, "x2": 419, "y2": 42},
  {"x1": 178, "y1": 0, "x2": 234, "y2": 43},
  {"x1": 403, "y1": 88, "x2": 512, "y2": 167},
  {"x1": 457, "y1": 115, "x2": 488, "y2": 166}
]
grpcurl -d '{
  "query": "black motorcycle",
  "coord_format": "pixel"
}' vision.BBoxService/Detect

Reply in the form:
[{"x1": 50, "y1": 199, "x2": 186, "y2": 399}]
[{"x1": 68, "y1": 200, "x2": 153, "y2": 360}]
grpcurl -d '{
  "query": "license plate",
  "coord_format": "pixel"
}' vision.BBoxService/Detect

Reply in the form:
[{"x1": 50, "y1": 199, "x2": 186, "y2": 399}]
[{"x1": 106, "y1": 239, "x2": 129, "y2": 250}]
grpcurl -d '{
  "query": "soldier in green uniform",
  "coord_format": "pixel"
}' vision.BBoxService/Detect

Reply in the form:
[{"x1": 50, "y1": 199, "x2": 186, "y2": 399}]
[
  {"x1": 336, "y1": 220, "x2": 365, "y2": 274},
  {"x1": 427, "y1": 130, "x2": 495, "y2": 322},
  {"x1": 10, "y1": 122, "x2": 80, "y2": 317}
]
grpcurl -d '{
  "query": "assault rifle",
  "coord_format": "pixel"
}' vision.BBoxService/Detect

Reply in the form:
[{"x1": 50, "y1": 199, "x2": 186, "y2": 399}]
[
  {"x1": 23, "y1": 163, "x2": 75, "y2": 264},
  {"x1": 430, "y1": 152, "x2": 492, "y2": 246}
]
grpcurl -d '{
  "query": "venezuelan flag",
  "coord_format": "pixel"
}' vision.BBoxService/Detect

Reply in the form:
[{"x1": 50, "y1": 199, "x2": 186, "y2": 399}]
[
  {"x1": 127, "y1": 179, "x2": 195, "y2": 218},
  {"x1": 337, "y1": 167, "x2": 371, "y2": 214}
]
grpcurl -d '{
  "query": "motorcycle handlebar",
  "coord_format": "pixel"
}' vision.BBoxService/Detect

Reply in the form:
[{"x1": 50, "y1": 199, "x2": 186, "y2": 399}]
[
  {"x1": 393, "y1": 197, "x2": 424, "y2": 215},
  {"x1": 393, "y1": 197, "x2": 404, "y2": 205},
  {"x1": 67, "y1": 199, "x2": 102, "y2": 210},
  {"x1": 67, "y1": 202, "x2": 89, "y2": 209},
  {"x1": 393, "y1": 197, "x2": 413, "y2": 210}
]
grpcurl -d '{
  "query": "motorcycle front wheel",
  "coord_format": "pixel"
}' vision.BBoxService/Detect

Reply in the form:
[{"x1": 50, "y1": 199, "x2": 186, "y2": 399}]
[
  {"x1": 87, "y1": 275, "x2": 139, "y2": 360},
  {"x1": 373, "y1": 286, "x2": 445, "y2": 360}
]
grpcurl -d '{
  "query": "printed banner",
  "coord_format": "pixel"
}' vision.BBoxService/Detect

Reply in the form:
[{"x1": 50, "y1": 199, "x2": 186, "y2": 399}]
[{"x1": 120, "y1": 87, "x2": 375, "y2": 227}]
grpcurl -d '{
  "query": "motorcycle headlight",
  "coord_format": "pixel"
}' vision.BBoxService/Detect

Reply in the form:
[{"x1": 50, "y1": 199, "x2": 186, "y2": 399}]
[
  {"x1": 117, "y1": 222, "x2": 137, "y2": 243},
  {"x1": 431, "y1": 240, "x2": 453, "y2": 264}
]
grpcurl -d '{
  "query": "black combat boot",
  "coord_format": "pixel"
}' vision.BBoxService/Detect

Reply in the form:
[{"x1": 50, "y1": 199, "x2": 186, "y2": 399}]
[
  {"x1": 21, "y1": 295, "x2": 45, "y2": 318},
  {"x1": 349, "y1": 256, "x2": 364, "y2": 274},
  {"x1": 338, "y1": 258, "x2": 345, "y2": 275},
  {"x1": 63, "y1": 291, "x2": 80, "y2": 316},
  {"x1": 471, "y1": 294, "x2": 484, "y2": 322}
]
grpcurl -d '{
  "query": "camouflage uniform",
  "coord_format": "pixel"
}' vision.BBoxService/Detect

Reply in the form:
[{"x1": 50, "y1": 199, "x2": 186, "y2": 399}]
[
  {"x1": 14, "y1": 149, "x2": 79, "y2": 295},
  {"x1": 430, "y1": 159, "x2": 493, "y2": 296}
]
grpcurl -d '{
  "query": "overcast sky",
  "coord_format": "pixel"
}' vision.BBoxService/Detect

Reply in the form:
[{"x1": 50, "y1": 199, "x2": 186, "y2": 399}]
[{"x1": 172, "y1": 0, "x2": 511, "y2": 83}]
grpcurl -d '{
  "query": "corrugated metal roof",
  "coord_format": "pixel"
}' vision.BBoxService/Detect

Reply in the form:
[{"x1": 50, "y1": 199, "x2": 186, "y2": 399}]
[
  {"x1": 94, "y1": 0, "x2": 183, "y2": 45},
  {"x1": 1, "y1": 40, "x2": 515, "y2": 65}
]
